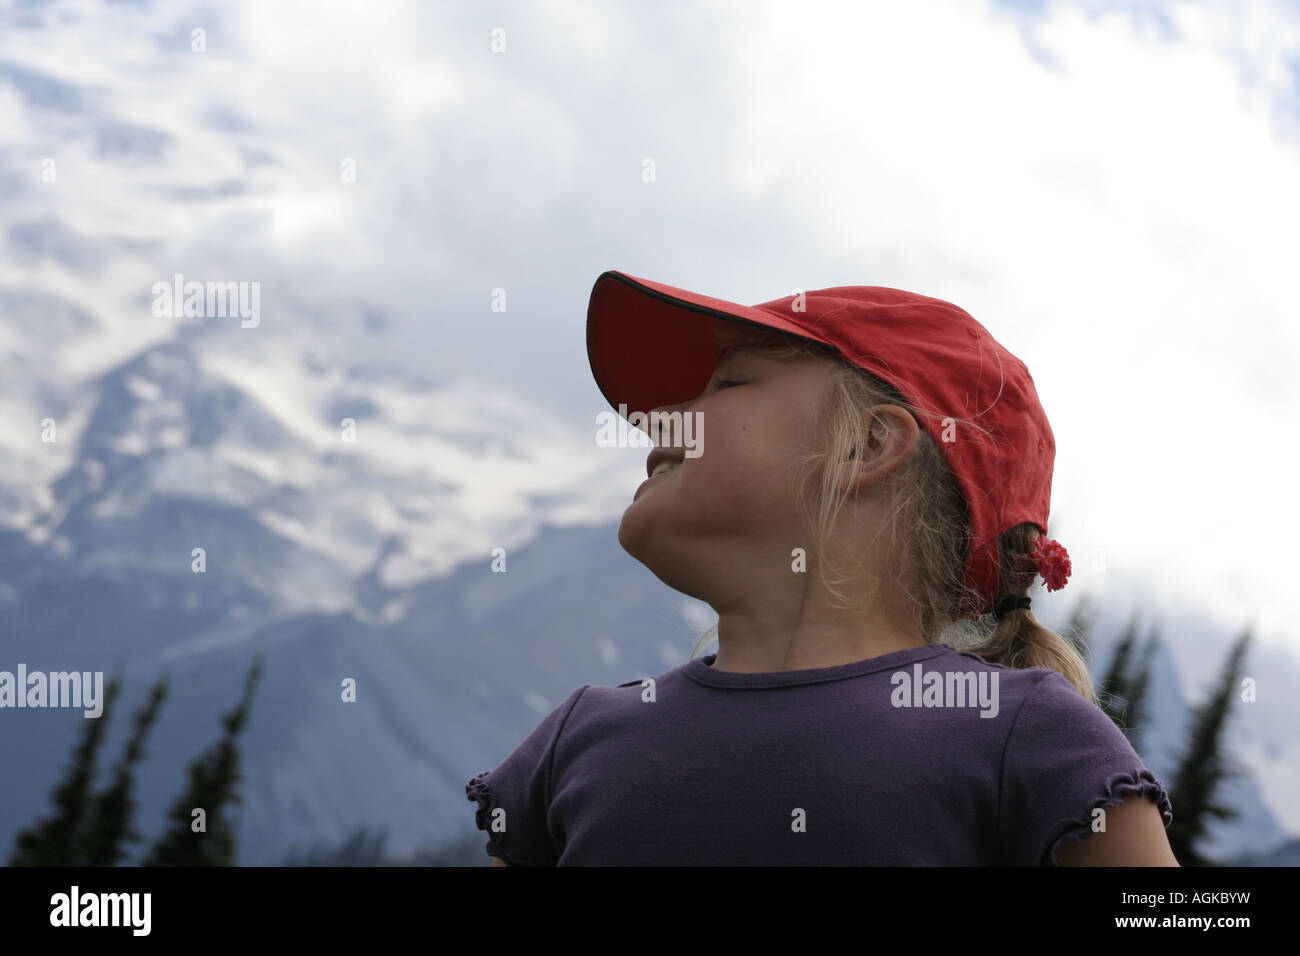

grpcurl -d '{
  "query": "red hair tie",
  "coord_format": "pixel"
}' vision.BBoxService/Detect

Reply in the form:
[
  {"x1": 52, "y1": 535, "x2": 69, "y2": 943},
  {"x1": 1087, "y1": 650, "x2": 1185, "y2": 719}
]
[{"x1": 1029, "y1": 537, "x2": 1071, "y2": 591}]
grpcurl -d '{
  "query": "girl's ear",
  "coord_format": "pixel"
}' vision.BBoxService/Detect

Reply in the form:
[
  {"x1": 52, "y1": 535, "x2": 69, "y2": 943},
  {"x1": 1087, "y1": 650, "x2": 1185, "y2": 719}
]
[
  {"x1": 846, "y1": 416, "x2": 884, "y2": 462},
  {"x1": 844, "y1": 408, "x2": 918, "y2": 480}
]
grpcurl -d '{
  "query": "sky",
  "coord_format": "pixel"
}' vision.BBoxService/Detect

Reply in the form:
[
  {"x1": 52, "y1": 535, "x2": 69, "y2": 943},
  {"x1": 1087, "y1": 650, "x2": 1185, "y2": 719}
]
[{"x1": 1, "y1": 0, "x2": 1298, "y2": 666}]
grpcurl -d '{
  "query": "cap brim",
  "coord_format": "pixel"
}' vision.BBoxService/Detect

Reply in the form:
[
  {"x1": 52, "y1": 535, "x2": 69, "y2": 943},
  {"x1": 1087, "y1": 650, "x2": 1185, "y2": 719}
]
[{"x1": 586, "y1": 270, "x2": 826, "y2": 420}]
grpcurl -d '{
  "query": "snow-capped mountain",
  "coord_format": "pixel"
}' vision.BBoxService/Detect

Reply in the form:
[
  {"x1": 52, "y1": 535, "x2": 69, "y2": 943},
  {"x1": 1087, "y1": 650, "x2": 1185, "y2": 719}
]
[{"x1": 0, "y1": 300, "x2": 645, "y2": 860}]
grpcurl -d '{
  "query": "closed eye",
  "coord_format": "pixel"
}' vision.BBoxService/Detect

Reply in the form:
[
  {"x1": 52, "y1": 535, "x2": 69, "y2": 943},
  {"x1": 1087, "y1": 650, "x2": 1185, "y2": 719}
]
[{"x1": 714, "y1": 379, "x2": 745, "y2": 389}]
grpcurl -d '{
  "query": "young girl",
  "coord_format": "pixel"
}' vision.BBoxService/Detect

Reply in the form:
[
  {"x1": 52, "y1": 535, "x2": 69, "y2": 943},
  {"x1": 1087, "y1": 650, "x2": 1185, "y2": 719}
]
[{"x1": 466, "y1": 271, "x2": 1177, "y2": 866}]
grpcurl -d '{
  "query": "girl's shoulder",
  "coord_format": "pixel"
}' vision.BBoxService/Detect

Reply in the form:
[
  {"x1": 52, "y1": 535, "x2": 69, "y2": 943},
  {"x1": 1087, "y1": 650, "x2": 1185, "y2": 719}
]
[
  {"x1": 927, "y1": 644, "x2": 1116, "y2": 730},
  {"x1": 933, "y1": 643, "x2": 1076, "y2": 686},
  {"x1": 939, "y1": 643, "x2": 1077, "y2": 681}
]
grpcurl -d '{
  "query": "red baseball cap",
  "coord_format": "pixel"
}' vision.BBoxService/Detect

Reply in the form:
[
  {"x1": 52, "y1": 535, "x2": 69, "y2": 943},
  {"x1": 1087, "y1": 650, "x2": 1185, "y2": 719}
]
[{"x1": 586, "y1": 269, "x2": 1059, "y2": 621}]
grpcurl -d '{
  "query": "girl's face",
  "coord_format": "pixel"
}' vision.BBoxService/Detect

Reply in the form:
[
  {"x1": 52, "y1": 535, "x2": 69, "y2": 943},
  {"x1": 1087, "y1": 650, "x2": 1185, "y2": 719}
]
[{"x1": 617, "y1": 343, "x2": 832, "y2": 598}]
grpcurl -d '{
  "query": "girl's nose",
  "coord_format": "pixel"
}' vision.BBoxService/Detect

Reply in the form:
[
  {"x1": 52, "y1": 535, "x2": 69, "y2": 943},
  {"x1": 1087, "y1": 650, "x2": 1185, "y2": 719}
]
[{"x1": 647, "y1": 400, "x2": 693, "y2": 446}]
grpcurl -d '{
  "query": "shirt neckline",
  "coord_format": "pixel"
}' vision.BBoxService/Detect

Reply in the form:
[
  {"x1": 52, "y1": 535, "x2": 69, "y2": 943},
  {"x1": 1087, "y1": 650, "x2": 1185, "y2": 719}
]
[{"x1": 682, "y1": 642, "x2": 952, "y2": 689}]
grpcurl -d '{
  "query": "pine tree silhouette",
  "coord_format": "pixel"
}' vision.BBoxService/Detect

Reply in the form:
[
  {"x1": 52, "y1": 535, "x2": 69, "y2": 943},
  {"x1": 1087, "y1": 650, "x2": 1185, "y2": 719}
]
[
  {"x1": 8, "y1": 673, "x2": 123, "y2": 866},
  {"x1": 1060, "y1": 591, "x2": 1098, "y2": 666},
  {"x1": 142, "y1": 656, "x2": 264, "y2": 866},
  {"x1": 1097, "y1": 609, "x2": 1142, "y2": 732},
  {"x1": 82, "y1": 674, "x2": 170, "y2": 866},
  {"x1": 1122, "y1": 626, "x2": 1160, "y2": 754},
  {"x1": 1165, "y1": 626, "x2": 1253, "y2": 866},
  {"x1": 1068, "y1": 600, "x2": 1254, "y2": 866}
]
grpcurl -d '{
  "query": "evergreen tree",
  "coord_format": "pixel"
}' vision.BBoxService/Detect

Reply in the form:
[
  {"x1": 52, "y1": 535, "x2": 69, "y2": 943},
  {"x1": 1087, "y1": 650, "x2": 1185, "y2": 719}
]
[
  {"x1": 143, "y1": 656, "x2": 264, "y2": 866},
  {"x1": 1122, "y1": 626, "x2": 1160, "y2": 754},
  {"x1": 1165, "y1": 626, "x2": 1253, "y2": 866},
  {"x1": 9, "y1": 673, "x2": 123, "y2": 866},
  {"x1": 82, "y1": 674, "x2": 170, "y2": 866},
  {"x1": 1097, "y1": 609, "x2": 1142, "y2": 732},
  {"x1": 1061, "y1": 591, "x2": 1098, "y2": 663}
]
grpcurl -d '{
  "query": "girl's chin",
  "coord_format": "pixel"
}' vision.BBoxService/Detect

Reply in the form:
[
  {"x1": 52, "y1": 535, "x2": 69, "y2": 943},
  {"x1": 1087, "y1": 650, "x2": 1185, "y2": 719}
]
[{"x1": 617, "y1": 497, "x2": 673, "y2": 554}]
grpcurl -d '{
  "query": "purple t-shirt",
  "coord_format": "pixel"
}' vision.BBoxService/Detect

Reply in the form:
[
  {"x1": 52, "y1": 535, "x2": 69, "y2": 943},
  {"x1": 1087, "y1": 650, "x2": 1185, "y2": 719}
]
[{"x1": 465, "y1": 641, "x2": 1173, "y2": 865}]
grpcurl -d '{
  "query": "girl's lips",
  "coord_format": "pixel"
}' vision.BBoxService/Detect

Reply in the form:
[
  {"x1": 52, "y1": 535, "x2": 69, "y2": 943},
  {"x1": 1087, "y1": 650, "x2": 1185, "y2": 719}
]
[
  {"x1": 645, "y1": 448, "x2": 685, "y2": 478},
  {"x1": 633, "y1": 461, "x2": 680, "y2": 500}
]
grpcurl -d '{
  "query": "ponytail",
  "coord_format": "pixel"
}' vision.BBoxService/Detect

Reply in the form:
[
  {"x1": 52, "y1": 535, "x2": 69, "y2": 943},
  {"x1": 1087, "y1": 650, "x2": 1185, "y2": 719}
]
[{"x1": 968, "y1": 523, "x2": 1097, "y2": 705}]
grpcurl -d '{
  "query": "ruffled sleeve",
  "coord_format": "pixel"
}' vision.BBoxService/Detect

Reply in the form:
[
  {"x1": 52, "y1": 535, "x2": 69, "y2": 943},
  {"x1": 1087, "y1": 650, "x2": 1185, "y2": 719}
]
[
  {"x1": 999, "y1": 670, "x2": 1175, "y2": 866},
  {"x1": 465, "y1": 770, "x2": 510, "y2": 860},
  {"x1": 1044, "y1": 767, "x2": 1175, "y2": 865},
  {"x1": 465, "y1": 685, "x2": 589, "y2": 866}
]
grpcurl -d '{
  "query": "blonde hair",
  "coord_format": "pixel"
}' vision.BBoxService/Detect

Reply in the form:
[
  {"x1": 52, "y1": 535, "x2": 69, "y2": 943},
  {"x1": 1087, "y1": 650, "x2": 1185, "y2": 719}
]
[{"x1": 688, "y1": 321, "x2": 1097, "y2": 705}]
